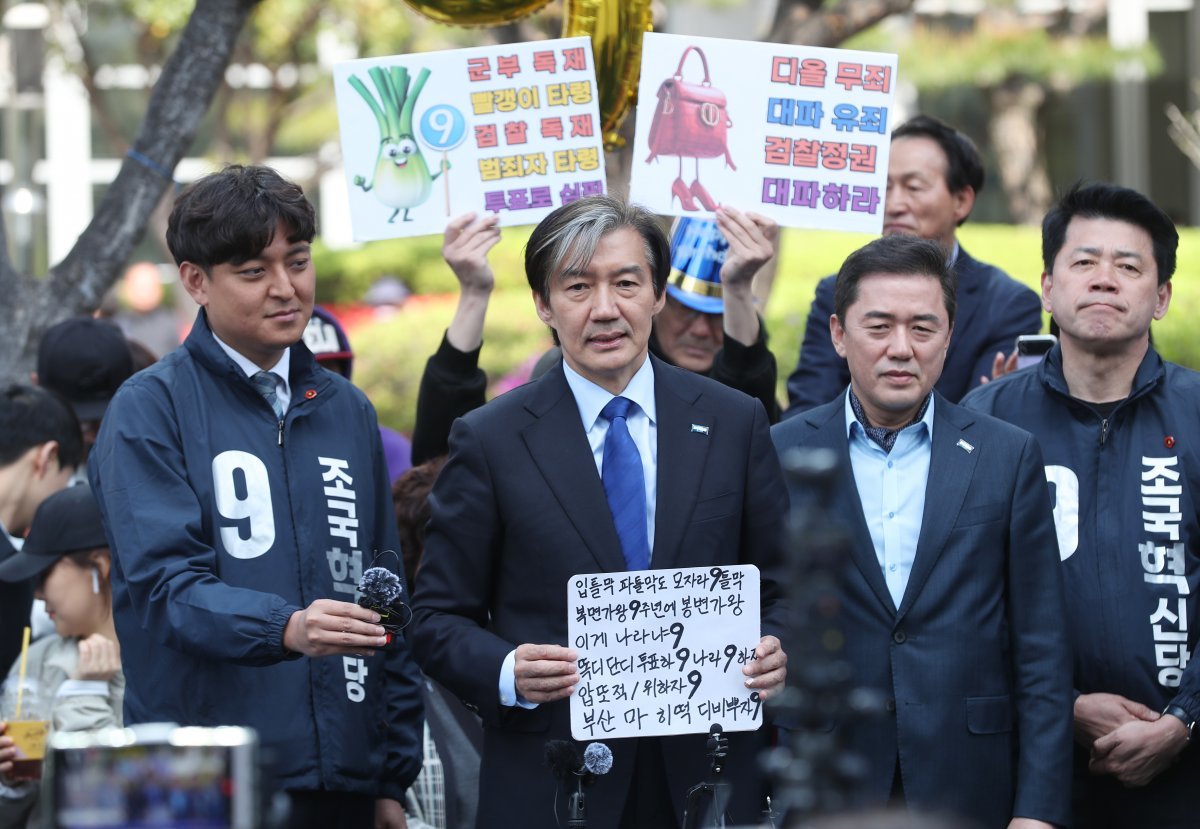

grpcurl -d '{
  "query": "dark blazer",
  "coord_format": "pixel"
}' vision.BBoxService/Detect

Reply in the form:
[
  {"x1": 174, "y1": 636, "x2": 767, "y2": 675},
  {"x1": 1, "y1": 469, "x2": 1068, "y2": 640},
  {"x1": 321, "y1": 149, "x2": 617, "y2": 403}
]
[
  {"x1": 784, "y1": 246, "x2": 1043, "y2": 415},
  {"x1": 771, "y1": 393, "x2": 1072, "y2": 829},
  {"x1": 411, "y1": 355, "x2": 788, "y2": 829}
]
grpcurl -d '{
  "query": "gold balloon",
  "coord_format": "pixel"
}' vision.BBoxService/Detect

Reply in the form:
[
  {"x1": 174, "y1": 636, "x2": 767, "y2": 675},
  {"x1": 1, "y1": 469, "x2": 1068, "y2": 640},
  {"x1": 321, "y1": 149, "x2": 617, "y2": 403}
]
[
  {"x1": 402, "y1": 0, "x2": 551, "y2": 27},
  {"x1": 563, "y1": 0, "x2": 653, "y2": 151}
]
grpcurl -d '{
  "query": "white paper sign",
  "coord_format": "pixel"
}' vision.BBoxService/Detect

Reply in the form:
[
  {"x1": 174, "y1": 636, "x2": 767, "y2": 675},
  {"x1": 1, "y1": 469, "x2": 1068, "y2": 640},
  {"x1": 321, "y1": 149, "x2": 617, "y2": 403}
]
[
  {"x1": 629, "y1": 32, "x2": 897, "y2": 234},
  {"x1": 334, "y1": 37, "x2": 605, "y2": 240},
  {"x1": 568, "y1": 565, "x2": 762, "y2": 741}
]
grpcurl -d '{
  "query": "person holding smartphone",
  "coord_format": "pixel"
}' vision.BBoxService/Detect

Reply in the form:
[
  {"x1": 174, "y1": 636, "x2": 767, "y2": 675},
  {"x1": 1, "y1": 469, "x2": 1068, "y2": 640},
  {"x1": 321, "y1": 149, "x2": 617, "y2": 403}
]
[
  {"x1": 962, "y1": 183, "x2": 1198, "y2": 828},
  {"x1": 1013, "y1": 334, "x2": 1057, "y2": 371}
]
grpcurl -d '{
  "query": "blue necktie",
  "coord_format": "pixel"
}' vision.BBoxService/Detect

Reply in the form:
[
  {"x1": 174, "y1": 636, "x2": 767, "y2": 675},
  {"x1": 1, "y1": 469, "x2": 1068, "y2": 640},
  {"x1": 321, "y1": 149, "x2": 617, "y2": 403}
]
[
  {"x1": 600, "y1": 396, "x2": 650, "y2": 571},
  {"x1": 250, "y1": 371, "x2": 284, "y2": 420}
]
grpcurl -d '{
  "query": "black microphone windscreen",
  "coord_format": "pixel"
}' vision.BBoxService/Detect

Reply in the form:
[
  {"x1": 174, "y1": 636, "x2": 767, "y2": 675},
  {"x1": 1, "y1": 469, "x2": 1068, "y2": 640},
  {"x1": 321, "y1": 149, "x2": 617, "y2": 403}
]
[
  {"x1": 583, "y1": 742, "x2": 613, "y2": 775},
  {"x1": 544, "y1": 739, "x2": 582, "y2": 782}
]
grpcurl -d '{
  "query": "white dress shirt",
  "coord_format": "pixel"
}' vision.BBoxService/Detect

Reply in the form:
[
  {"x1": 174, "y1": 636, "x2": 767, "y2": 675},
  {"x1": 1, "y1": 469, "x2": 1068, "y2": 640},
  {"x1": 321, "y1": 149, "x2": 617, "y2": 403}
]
[
  {"x1": 212, "y1": 332, "x2": 293, "y2": 414},
  {"x1": 500, "y1": 355, "x2": 659, "y2": 708}
]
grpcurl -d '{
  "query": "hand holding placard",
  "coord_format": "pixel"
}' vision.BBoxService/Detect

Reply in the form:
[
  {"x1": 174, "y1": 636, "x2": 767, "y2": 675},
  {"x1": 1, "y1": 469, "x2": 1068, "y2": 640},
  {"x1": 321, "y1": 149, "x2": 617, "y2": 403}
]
[{"x1": 568, "y1": 564, "x2": 763, "y2": 741}]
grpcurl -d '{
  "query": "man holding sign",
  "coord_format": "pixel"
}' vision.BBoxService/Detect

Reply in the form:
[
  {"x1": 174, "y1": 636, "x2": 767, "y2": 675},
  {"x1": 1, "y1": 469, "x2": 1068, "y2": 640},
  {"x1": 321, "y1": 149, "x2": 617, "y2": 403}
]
[{"x1": 411, "y1": 195, "x2": 788, "y2": 828}]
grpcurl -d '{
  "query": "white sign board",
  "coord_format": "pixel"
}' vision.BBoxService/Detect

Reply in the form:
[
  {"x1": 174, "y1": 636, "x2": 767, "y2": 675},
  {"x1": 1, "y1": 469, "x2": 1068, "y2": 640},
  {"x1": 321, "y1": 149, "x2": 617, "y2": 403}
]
[
  {"x1": 568, "y1": 565, "x2": 762, "y2": 741},
  {"x1": 629, "y1": 32, "x2": 897, "y2": 234},
  {"x1": 334, "y1": 37, "x2": 605, "y2": 240}
]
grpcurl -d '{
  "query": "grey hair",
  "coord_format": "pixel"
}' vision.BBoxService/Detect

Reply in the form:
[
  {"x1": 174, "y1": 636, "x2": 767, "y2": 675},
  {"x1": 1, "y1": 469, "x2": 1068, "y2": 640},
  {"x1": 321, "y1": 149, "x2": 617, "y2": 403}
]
[{"x1": 524, "y1": 195, "x2": 670, "y2": 303}]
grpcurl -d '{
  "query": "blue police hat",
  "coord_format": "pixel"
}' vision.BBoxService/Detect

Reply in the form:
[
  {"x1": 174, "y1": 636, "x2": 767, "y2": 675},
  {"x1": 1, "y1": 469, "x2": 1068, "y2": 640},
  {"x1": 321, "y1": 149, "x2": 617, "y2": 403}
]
[{"x1": 665, "y1": 218, "x2": 727, "y2": 316}]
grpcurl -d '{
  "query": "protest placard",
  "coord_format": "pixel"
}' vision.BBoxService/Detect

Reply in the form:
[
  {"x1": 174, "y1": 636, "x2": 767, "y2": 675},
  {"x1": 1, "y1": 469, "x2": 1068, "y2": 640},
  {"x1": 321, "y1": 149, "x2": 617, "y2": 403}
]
[
  {"x1": 629, "y1": 32, "x2": 897, "y2": 234},
  {"x1": 568, "y1": 565, "x2": 762, "y2": 741},
  {"x1": 333, "y1": 37, "x2": 605, "y2": 241}
]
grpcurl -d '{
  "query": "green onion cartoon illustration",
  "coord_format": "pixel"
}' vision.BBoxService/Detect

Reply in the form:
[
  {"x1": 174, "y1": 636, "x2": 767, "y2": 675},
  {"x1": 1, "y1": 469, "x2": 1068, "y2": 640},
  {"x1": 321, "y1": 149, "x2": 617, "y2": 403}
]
[{"x1": 349, "y1": 65, "x2": 447, "y2": 223}]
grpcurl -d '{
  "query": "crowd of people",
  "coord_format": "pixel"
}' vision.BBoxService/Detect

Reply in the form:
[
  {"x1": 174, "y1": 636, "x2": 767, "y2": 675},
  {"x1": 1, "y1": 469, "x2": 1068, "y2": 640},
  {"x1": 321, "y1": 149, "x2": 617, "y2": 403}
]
[{"x1": 0, "y1": 114, "x2": 1195, "y2": 829}]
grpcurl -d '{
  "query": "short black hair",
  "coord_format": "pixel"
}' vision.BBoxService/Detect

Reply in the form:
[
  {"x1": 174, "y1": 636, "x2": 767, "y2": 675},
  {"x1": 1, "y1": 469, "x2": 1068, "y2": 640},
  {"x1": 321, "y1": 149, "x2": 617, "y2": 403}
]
[
  {"x1": 0, "y1": 384, "x2": 83, "y2": 469},
  {"x1": 1042, "y1": 182, "x2": 1178, "y2": 286},
  {"x1": 524, "y1": 195, "x2": 670, "y2": 304},
  {"x1": 166, "y1": 164, "x2": 316, "y2": 271},
  {"x1": 893, "y1": 115, "x2": 984, "y2": 223},
  {"x1": 834, "y1": 235, "x2": 957, "y2": 325}
]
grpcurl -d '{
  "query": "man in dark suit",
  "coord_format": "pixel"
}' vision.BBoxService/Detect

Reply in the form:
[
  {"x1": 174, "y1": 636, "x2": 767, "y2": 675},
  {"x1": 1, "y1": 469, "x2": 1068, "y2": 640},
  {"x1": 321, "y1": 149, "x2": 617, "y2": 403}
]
[
  {"x1": 411, "y1": 195, "x2": 789, "y2": 829},
  {"x1": 784, "y1": 115, "x2": 1042, "y2": 415},
  {"x1": 771, "y1": 235, "x2": 1071, "y2": 829}
]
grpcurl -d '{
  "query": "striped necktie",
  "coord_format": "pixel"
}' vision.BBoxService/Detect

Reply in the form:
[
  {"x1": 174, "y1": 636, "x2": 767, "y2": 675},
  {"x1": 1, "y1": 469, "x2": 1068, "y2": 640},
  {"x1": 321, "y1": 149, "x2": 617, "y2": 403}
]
[{"x1": 250, "y1": 371, "x2": 284, "y2": 420}]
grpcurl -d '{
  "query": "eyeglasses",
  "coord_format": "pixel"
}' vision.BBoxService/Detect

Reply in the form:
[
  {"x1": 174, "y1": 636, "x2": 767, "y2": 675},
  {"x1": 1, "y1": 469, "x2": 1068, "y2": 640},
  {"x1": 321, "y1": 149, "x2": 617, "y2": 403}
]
[{"x1": 663, "y1": 294, "x2": 721, "y2": 329}]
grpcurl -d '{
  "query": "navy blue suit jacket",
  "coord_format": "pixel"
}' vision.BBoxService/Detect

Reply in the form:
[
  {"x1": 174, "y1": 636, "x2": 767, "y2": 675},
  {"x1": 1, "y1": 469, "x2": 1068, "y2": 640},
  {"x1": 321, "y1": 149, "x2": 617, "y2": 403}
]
[
  {"x1": 784, "y1": 247, "x2": 1042, "y2": 415},
  {"x1": 411, "y1": 355, "x2": 788, "y2": 829},
  {"x1": 771, "y1": 393, "x2": 1072, "y2": 828}
]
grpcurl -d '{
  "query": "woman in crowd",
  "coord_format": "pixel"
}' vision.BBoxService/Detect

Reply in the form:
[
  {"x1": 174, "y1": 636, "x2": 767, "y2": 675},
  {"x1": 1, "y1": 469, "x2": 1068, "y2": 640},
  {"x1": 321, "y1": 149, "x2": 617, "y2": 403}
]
[{"x1": 0, "y1": 484, "x2": 123, "y2": 827}]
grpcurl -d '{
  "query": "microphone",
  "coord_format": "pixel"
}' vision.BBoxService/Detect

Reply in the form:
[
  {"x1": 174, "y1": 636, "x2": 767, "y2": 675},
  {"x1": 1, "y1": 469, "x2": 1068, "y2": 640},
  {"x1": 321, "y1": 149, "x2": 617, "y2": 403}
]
[
  {"x1": 544, "y1": 740, "x2": 613, "y2": 828},
  {"x1": 357, "y1": 566, "x2": 412, "y2": 640},
  {"x1": 582, "y1": 742, "x2": 613, "y2": 777},
  {"x1": 682, "y1": 724, "x2": 732, "y2": 829},
  {"x1": 545, "y1": 739, "x2": 582, "y2": 783}
]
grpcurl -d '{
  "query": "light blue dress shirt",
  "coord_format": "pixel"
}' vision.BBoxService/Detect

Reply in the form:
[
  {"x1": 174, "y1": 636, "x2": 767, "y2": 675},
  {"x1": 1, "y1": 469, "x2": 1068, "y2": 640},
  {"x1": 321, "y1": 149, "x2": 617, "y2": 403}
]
[
  {"x1": 500, "y1": 355, "x2": 659, "y2": 708},
  {"x1": 561, "y1": 356, "x2": 658, "y2": 551},
  {"x1": 844, "y1": 390, "x2": 935, "y2": 608},
  {"x1": 212, "y1": 332, "x2": 293, "y2": 413}
]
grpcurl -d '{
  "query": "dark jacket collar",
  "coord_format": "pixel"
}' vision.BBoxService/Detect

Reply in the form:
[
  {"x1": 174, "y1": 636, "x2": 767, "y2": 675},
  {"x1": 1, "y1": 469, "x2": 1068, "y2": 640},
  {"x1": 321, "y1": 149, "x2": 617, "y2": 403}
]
[
  {"x1": 183, "y1": 309, "x2": 330, "y2": 396},
  {"x1": 1038, "y1": 341, "x2": 1165, "y2": 411}
]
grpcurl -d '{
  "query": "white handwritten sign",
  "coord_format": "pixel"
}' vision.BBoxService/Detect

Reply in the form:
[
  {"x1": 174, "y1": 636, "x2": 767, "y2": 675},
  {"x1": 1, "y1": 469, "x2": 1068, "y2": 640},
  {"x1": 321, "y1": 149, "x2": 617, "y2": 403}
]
[
  {"x1": 568, "y1": 564, "x2": 762, "y2": 741},
  {"x1": 629, "y1": 32, "x2": 897, "y2": 234},
  {"x1": 333, "y1": 36, "x2": 605, "y2": 240}
]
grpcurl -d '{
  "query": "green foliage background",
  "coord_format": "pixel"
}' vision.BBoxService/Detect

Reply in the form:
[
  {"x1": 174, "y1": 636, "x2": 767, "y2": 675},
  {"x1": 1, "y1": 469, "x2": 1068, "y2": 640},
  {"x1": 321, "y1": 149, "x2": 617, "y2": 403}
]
[{"x1": 331, "y1": 224, "x2": 1200, "y2": 434}]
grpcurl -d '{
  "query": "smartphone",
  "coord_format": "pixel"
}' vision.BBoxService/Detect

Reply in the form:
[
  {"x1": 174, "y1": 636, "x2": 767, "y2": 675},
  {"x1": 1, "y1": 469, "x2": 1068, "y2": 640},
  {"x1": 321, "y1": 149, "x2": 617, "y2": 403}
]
[
  {"x1": 48, "y1": 724, "x2": 260, "y2": 829},
  {"x1": 1015, "y1": 334, "x2": 1057, "y2": 370}
]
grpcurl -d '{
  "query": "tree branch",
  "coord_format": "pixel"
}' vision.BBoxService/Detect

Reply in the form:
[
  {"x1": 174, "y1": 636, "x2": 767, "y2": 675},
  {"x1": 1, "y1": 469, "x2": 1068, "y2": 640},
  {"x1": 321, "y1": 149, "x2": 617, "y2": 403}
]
[
  {"x1": 0, "y1": 0, "x2": 261, "y2": 384},
  {"x1": 1166, "y1": 101, "x2": 1200, "y2": 170},
  {"x1": 48, "y1": 0, "x2": 261, "y2": 296},
  {"x1": 258, "y1": 4, "x2": 324, "y2": 163},
  {"x1": 768, "y1": 0, "x2": 915, "y2": 47},
  {"x1": 767, "y1": 0, "x2": 822, "y2": 41},
  {"x1": 72, "y1": 15, "x2": 133, "y2": 155}
]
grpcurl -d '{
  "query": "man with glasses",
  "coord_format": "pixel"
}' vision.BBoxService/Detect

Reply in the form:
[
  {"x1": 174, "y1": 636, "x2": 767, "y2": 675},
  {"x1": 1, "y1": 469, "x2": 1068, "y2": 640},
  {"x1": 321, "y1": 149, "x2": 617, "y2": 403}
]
[{"x1": 649, "y1": 208, "x2": 781, "y2": 422}]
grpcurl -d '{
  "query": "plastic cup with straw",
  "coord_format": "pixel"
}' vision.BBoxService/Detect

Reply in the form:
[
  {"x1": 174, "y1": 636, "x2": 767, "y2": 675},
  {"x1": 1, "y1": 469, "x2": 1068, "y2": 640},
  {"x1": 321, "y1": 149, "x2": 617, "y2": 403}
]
[
  {"x1": 3, "y1": 627, "x2": 48, "y2": 780},
  {"x1": 13, "y1": 626, "x2": 29, "y2": 718}
]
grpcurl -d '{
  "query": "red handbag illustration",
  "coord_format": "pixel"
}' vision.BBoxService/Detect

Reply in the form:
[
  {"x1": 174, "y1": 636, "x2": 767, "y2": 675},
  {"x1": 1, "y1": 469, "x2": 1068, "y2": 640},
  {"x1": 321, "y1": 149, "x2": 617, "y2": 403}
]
[{"x1": 645, "y1": 45, "x2": 735, "y2": 212}]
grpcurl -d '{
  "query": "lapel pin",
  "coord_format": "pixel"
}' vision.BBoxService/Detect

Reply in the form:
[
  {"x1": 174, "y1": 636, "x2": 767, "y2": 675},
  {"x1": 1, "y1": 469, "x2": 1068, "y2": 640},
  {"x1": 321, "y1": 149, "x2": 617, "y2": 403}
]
[
  {"x1": 956, "y1": 438, "x2": 974, "y2": 454},
  {"x1": 691, "y1": 424, "x2": 710, "y2": 435}
]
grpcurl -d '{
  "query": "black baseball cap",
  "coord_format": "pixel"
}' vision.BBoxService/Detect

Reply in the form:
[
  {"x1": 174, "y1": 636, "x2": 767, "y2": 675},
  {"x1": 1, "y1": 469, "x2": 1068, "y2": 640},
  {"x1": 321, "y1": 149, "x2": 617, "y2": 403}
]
[
  {"x1": 37, "y1": 317, "x2": 135, "y2": 421},
  {"x1": 0, "y1": 485, "x2": 108, "y2": 583}
]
